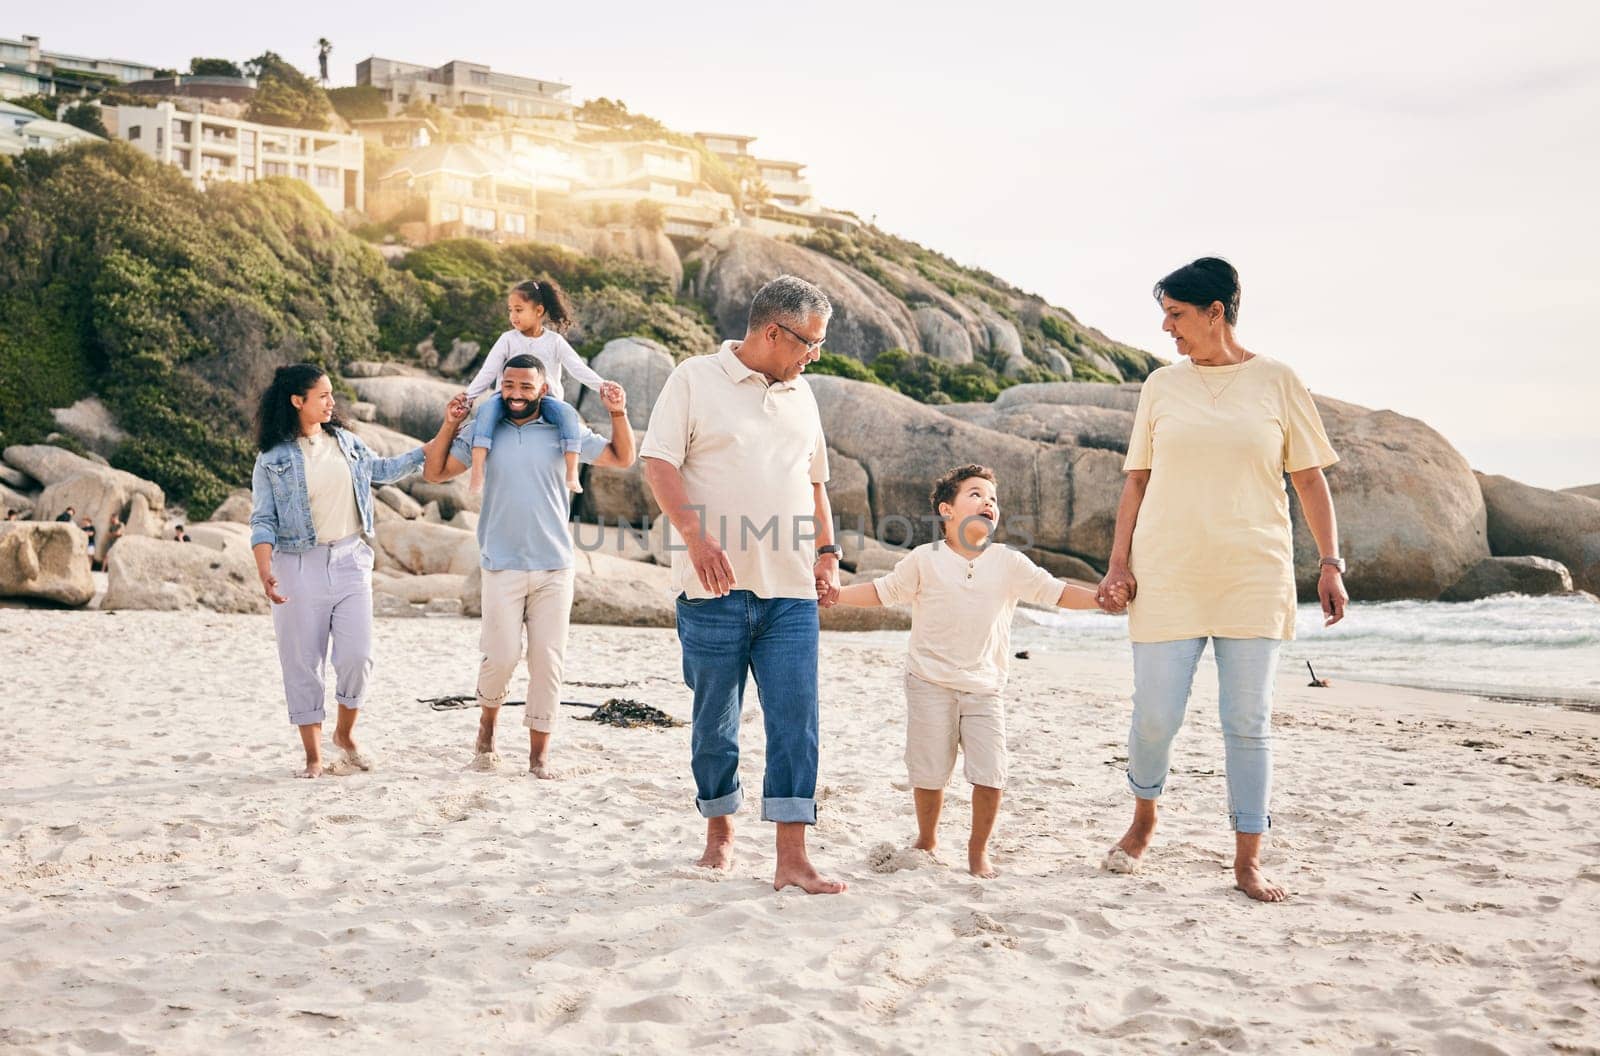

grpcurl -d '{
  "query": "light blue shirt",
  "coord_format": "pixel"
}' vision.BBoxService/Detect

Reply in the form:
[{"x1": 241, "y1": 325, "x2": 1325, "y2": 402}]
[{"x1": 450, "y1": 414, "x2": 608, "y2": 571}]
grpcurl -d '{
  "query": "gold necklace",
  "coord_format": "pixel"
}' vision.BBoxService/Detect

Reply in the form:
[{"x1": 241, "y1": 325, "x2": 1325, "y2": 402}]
[{"x1": 1193, "y1": 358, "x2": 1248, "y2": 405}]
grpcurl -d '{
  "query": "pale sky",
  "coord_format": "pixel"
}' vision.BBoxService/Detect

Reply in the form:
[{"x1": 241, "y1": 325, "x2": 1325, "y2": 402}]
[{"x1": 28, "y1": 1, "x2": 1600, "y2": 488}]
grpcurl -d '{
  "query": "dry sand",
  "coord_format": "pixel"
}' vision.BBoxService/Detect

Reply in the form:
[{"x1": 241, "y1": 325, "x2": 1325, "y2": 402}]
[{"x1": 1, "y1": 609, "x2": 1597, "y2": 1054}]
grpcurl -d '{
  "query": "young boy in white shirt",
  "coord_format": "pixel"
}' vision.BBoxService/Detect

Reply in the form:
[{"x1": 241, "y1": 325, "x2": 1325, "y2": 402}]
[{"x1": 828, "y1": 464, "x2": 1100, "y2": 877}]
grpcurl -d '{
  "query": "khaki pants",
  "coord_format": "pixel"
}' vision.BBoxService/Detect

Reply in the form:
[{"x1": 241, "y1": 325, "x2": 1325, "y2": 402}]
[
  {"x1": 903, "y1": 671, "x2": 1008, "y2": 789},
  {"x1": 477, "y1": 567, "x2": 576, "y2": 732}
]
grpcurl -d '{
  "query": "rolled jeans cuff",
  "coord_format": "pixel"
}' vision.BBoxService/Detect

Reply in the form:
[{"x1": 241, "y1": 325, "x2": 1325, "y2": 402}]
[
  {"x1": 477, "y1": 689, "x2": 510, "y2": 708},
  {"x1": 761, "y1": 797, "x2": 817, "y2": 825},
  {"x1": 1231, "y1": 811, "x2": 1271, "y2": 834},
  {"x1": 289, "y1": 707, "x2": 326, "y2": 727},
  {"x1": 696, "y1": 786, "x2": 742, "y2": 819},
  {"x1": 1127, "y1": 772, "x2": 1166, "y2": 800},
  {"x1": 523, "y1": 712, "x2": 554, "y2": 733},
  {"x1": 334, "y1": 692, "x2": 363, "y2": 710}
]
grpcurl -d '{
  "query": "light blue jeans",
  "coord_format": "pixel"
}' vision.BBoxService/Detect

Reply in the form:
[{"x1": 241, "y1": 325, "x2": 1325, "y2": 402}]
[
  {"x1": 1126, "y1": 637, "x2": 1281, "y2": 834},
  {"x1": 269, "y1": 536, "x2": 375, "y2": 726}
]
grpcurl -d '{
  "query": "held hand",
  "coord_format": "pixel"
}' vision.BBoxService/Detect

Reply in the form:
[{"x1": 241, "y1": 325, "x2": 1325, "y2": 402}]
[
  {"x1": 814, "y1": 557, "x2": 840, "y2": 608},
  {"x1": 1096, "y1": 565, "x2": 1136, "y2": 614},
  {"x1": 446, "y1": 393, "x2": 472, "y2": 430},
  {"x1": 261, "y1": 571, "x2": 289, "y2": 605},
  {"x1": 687, "y1": 534, "x2": 735, "y2": 597},
  {"x1": 1319, "y1": 567, "x2": 1348, "y2": 626},
  {"x1": 599, "y1": 381, "x2": 627, "y2": 414}
]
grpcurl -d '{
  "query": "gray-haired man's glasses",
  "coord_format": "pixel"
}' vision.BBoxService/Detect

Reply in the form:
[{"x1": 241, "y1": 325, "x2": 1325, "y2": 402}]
[{"x1": 775, "y1": 322, "x2": 826, "y2": 355}]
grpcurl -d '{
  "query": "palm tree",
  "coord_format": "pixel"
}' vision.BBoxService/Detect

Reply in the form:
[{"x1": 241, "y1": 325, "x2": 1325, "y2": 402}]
[{"x1": 316, "y1": 39, "x2": 332, "y2": 86}]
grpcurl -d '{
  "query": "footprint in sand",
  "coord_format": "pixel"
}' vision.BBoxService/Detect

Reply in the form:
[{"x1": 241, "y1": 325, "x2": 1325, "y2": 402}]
[{"x1": 866, "y1": 841, "x2": 942, "y2": 874}]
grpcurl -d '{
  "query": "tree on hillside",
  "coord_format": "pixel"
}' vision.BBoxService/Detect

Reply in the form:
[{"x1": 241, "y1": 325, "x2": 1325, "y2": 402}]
[
  {"x1": 328, "y1": 85, "x2": 387, "y2": 123},
  {"x1": 8, "y1": 94, "x2": 55, "y2": 120},
  {"x1": 317, "y1": 39, "x2": 332, "y2": 86},
  {"x1": 60, "y1": 102, "x2": 108, "y2": 138},
  {"x1": 244, "y1": 51, "x2": 330, "y2": 130},
  {"x1": 189, "y1": 57, "x2": 243, "y2": 77}
]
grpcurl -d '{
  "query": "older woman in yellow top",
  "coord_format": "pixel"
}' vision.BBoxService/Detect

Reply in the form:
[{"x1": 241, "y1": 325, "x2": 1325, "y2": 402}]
[{"x1": 1096, "y1": 257, "x2": 1348, "y2": 902}]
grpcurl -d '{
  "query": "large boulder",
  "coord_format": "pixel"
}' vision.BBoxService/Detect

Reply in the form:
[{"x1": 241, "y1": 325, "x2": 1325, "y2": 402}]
[
  {"x1": 185, "y1": 521, "x2": 252, "y2": 554},
  {"x1": 575, "y1": 337, "x2": 676, "y2": 431},
  {"x1": 5, "y1": 444, "x2": 167, "y2": 555},
  {"x1": 581, "y1": 462, "x2": 658, "y2": 527},
  {"x1": 1476, "y1": 474, "x2": 1600, "y2": 594},
  {"x1": 376, "y1": 519, "x2": 479, "y2": 576},
  {"x1": 993, "y1": 382, "x2": 1143, "y2": 413},
  {"x1": 0, "y1": 463, "x2": 35, "y2": 490},
  {"x1": 377, "y1": 484, "x2": 423, "y2": 519},
  {"x1": 913, "y1": 306, "x2": 974, "y2": 364},
  {"x1": 402, "y1": 477, "x2": 480, "y2": 518},
  {"x1": 103, "y1": 535, "x2": 265, "y2": 614},
  {"x1": 570, "y1": 521, "x2": 657, "y2": 564},
  {"x1": 808, "y1": 376, "x2": 1115, "y2": 563},
  {"x1": 0, "y1": 482, "x2": 35, "y2": 517},
  {"x1": 123, "y1": 493, "x2": 165, "y2": 538},
  {"x1": 688, "y1": 228, "x2": 921, "y2": 361},
  {"x1": 1289, "y1": 398, "x2": 1488, "y2": 600},
  {"x1": 0, "y1": 523, "x2": 94, "y2": 606},
  {"x1": 827, "y1": 450, "x2": 872, "y2": 534},
  {"x1": 210, "y1": 489, "x2": 254, "y2": 524},
  {"x1": 346, "y1": 375, "x2": 459, "y2": 440},
  {"x1": 1439, "y1": 556, "x2": 1574, "y2": 602},
  {"x1": 963, "y1": 403, "x2": 1136, "y2": 454},
  {"x1": 50, "y1": 397, "x2": 127, "y2": 458},
  {"x1": 375, "y1": 572, "x2": 469, "y2": 604},
  {"x1": 348, "y1": 419, "x2": 426, "y2": 459}
]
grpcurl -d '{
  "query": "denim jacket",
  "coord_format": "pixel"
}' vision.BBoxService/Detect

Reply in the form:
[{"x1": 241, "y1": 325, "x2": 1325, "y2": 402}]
[{"x1": 249, "y1": 427, "x2": 426, "y2": 552}]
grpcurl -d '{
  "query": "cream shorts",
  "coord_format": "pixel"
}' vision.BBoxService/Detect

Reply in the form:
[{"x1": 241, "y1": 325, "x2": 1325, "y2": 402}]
[{"x1": 903, "y1": 671, "x2": 1007, "y2": 790}]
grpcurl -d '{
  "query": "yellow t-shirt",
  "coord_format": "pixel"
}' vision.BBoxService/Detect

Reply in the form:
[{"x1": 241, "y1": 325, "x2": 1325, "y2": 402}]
[
  {"x1": 298, "y1": 430, "x2": 362, "y2": 545},
  {"x1": 1122, "y1": 355, "x2": 1337, "y2": 643}
]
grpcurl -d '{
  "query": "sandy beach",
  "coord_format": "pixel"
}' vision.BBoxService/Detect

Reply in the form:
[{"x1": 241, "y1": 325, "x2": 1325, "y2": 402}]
[{"x1": 1, "y1": 608, "x2": 1597, "y2": 1054}]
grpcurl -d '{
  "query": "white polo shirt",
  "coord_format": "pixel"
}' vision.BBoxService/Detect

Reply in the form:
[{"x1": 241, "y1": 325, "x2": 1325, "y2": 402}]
[{"x1": 640, "y1": 341, "x2": 830, "y2": 600}]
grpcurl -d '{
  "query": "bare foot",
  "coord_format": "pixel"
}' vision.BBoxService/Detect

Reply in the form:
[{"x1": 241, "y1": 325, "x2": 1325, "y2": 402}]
[
  {"x1": 968, "y1": 844, "x2": 999, "y2": 879},
  {"x1": 914, "y1": 835, "x2": 938, "y2": 854},
  {"x1": 528, "y1": 754, "x2": 558, "y2": 780},
  {"x1": 1105, "y1": 800, "x2": 1158, "y2": 873},
  {"x1": 295, "y1": 760, "x2": 322, "y2": 779},
  {"x1": 696, "y1": 817, "x2": 735, "y2": 870},
  {"x1": 1234, "y1": 863, "x2": 1287, "y2": 902},
  {"x1": 773, "y1": 859, "x2": 848, "y2": 895},
  {"x1": 331, "y1": 731, "x2": 370, "y2": 771},
  {"x1": 466, "y1": 752, "x2": 500, "y2": 772}
]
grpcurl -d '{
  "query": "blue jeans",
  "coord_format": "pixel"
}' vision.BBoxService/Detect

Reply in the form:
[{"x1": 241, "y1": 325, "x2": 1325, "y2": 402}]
[
  {"x1": 1126, "y1": 637, "x2": 1281, "y2": 834},
  {"x1": 471, "y1": 393, "x2": 582, "y2": 453},
  {"x1": 675, "y1": 591, "x2": 820, "y2": 824}
]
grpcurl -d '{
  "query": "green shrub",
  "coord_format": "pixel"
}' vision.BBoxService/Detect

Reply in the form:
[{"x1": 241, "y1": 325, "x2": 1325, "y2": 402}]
[
  {"x1": 328, "y1": 85, "x2": 387, "y2": 123},
  {"x1": 805, "y1": 352, "x2": 882, "y2": 384}
]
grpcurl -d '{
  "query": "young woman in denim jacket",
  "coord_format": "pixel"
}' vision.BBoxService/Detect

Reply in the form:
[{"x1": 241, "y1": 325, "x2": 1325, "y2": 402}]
[{"x1": 249, "y1": 363, "x2": 450, "y2": 777}]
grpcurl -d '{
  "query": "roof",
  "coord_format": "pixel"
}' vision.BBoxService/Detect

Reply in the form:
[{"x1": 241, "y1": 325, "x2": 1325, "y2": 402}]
[{"x1": 381, "y1": 141, "x2": 516, "y2": 181}]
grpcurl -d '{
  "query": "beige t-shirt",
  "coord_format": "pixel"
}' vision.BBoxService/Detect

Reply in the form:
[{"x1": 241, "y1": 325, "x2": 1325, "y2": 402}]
[
  {"x1": 873, "y1": 542, "x2": 1063, "y2": 695},
  {"x1": 1122, "y1": 355, "x2": 1338, "y2": 643},
  {"x1": 298, "y1": 430, "x2": 362, "y2": 544},
  {"x1": 639, "y1": 342, "x2": 830, "y2": 600}
]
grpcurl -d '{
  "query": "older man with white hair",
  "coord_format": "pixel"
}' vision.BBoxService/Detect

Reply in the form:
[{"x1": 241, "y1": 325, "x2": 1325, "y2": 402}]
[{"x1": 642, "y1": 274, "x2": 846, "y2": 895}]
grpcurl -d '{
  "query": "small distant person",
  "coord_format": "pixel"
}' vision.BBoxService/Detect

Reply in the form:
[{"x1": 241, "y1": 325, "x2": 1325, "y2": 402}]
[
  {"x1": 250, "y1": 363, "x2": 453, "y2": 779},
  {"x1": 173, "y1": 525, "x2": 191, "y2": 543},
  {"x1": 79, "y1": 517, "x2": 98, "y2": 567},
  {"x1": 826, "y1": 464, "x2": 1102, "y2": 878},
  {"x1": 458, "y1": 278, "x2": 611, "y2": 496},
  {"x1": 55, "y1": 506, "x2": 75, "y2": 523},
  {"x1": 4, "y1": 510, "x2": 18, "y2": 521},
  {"x1": 101, "y1": 514, "x2": 125, "y2": 567}
]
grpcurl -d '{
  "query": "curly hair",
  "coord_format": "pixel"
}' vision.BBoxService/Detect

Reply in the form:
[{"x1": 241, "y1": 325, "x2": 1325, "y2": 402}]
[
  {"x1": 510, "y1": 277, "x2": 576, "y2": 334},
  {"x1": 255, "y1": 363, "x2": 345, "y2": 452},
  {"x1": 929, "y1": 463, "x2": 996, "y2": 518}
]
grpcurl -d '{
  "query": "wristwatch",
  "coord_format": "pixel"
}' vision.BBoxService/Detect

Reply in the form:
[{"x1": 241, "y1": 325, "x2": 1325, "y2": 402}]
[
  {"x1": 816, "y1": 544, "x2": 843, "y2": 560},
  {"x1": 1319, "y1": 556, "x2": 1346, "y2": 574}
]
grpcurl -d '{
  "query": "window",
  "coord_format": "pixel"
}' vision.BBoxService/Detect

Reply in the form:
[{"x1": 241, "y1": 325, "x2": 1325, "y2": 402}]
[
  {"x1": 503, "y1": 212, "x2": 525, "y2": 234},
  {"x1": 315, "y1": 167, "x2": 338, "y2": 188},
  {"x1": 295, "y1": 164, "x2": 308, "y2": 180},
  {"x1": 239, "y1": 129, "x2": 255, "y2": 152},
  {"x1": 471, "y1": 70, "x2": 488, "y2": 85},
  {"x1": 173, "y1": 120, "x2": 190, "y2": 143},
  {"x1": 241, "y1": 165, "x2": 255, "y2": 181},
  {"x1": 127, "y1": 125, "x2": 141, "y2": 140},
  {"x1": 263, "y1": 161, "x2": 289, "y2": 177},
  {"x1": 439, "y1": 202, "x2": 460, "y2": 222},
  {"x1": 463, "y1": 206, "x2": 495, "y2": 230},
  {"x1": 446, "y1": 177, "x2": 472, "y2": 198},
  {"x1": 156, "y1": 127, "x2": 164, "y2": 150},
  {"x1": 173, "y1": 148, "x2": 190, "y2": 167}
]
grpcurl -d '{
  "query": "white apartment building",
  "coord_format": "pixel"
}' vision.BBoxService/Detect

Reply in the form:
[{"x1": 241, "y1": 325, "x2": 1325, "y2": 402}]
[
  {"x1": 357, "y1": 57, "x2": 573, "y2": 119},
  {"x1": 0, "y1": 98, "x2": 101, "y2": 155},
  {"x1": 111, "y1": 102, "x2": 364, "y2": 213}
]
